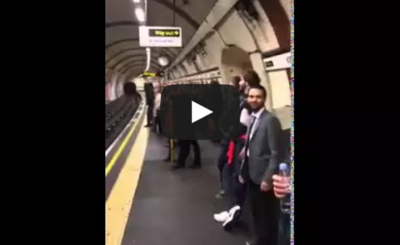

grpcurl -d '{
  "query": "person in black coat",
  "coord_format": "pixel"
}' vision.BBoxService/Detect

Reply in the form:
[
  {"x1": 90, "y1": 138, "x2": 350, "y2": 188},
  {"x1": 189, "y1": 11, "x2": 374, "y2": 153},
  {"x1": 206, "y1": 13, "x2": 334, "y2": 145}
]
[
  {"x1": 170, "y1": 90, "x2": 201, "y2": 169},
  {"x1": 144, "y1": 81, "x2": 155, "y2": 127}
]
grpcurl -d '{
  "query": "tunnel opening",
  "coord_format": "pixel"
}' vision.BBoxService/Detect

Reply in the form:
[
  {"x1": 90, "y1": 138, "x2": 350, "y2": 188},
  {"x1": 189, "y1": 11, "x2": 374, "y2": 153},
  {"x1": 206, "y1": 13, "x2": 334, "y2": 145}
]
[
  {"x1": 220, "y1": 45, "x2": 253, "y2": 84},
  {"x1": 106, "y1": 80, "x2": 141, "y2": 150},
  {"x1": 123, "y1": 81, "x2": 138, "y2": 96}
]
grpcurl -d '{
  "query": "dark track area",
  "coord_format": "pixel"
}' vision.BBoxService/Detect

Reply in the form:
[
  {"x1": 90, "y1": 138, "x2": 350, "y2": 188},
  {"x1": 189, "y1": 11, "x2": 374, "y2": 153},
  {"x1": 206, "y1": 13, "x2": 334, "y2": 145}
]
[{"x1": 106, "y1": 94, "x2": 142, "y2": 150}]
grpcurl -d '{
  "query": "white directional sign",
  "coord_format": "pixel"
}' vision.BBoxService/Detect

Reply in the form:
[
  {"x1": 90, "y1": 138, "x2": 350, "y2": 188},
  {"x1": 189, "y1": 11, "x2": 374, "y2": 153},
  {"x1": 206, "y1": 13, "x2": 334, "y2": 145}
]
[
  {"x1": 139, "y1": 26, "x2": 182, "y2": 47},
  {"x1": 263, "y1": 52, "x2": 291, "y2": 71},
  {"x1": 191, "y1": 101, "x2": 213, "y2": 123}
]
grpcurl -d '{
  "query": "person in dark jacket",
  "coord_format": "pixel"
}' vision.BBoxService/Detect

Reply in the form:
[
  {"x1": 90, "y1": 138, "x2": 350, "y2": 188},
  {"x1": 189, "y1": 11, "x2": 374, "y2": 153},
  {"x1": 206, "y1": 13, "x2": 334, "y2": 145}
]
[
  {"x1": 239, "y1": 85, "x2": 281, "y2": 245},
  {"x1": 215, "y1": 77, "x2": 240, "y2": 199},
  {"x1": 170, "y1": 91, "x2": 201, "y2": 169},
  {"x1": 213, "y1": 97, "x2": 252, "y2": 230},
  {"x1": 144, "y1": 81, "x2": 155, "y2": 127},
  {"x1": 213, "y1": 71, "x2": 264, "y2": 232}
]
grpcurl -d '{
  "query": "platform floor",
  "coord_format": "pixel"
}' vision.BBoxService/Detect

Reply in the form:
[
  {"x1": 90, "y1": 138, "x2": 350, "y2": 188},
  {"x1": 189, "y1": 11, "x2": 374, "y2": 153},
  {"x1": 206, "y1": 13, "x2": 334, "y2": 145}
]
[{"x1": 120, "y1": 133, "x2": 249, "y2": 245}]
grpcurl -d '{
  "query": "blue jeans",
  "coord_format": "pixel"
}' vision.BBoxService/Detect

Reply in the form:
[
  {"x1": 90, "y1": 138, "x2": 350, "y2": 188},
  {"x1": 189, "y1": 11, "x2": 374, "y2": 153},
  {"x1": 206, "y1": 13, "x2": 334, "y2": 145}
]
[
  {"x1": 222, "y1": 139, "x2": 246, "y2": 209},
  {"x1": 217, "y1": 140, "x2": 228, "y2": 188},
  {"x1": 278, "y1": 212, "x2": 290, "y2": 245}
]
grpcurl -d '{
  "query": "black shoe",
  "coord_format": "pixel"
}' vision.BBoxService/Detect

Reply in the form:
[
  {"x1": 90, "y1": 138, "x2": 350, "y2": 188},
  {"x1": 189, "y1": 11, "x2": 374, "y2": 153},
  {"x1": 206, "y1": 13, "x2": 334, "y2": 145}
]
[
  {"x1": 164, "y1": 157, "x2": 177, "y2": 163},
  {"x1": 144, "y1": 124, "x2": 152, "y2": 127},
  {"x1": 234, "y1": 220, "x2": 249, "y2": 231},
  {"x1": 171, "y1": 164, "x2": 184, "y2": 170},
  {"x1": 223, "y1": 206, "x2": 241, "y2": 231}
]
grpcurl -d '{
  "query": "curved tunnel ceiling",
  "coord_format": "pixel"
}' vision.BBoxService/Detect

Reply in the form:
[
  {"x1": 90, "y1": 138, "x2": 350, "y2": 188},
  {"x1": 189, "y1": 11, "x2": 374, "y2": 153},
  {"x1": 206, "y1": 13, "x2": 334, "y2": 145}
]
[
  {"x1": 120, "y1": 61, "x2": 162, "y2": 80},
  {"x1": 118, "y1": 58, "x2": 161, "y2": 73},
  {"x1": 106, "y1": 0, "x2": 219, "y2": 80},
  {"x1": 110, "y1": 54, "x2": 157, "y2": 70},
  {"x1": 108, "y1": 59, "x2": 162, "y2": 82},
  {"x1": 122, "y1": 63, "x2": 162, "y2": 78},
  {"x1": 119, "y1": 60, "x2": 162, "y2": 73},
  {"x1": 106, "y1": 48, "x2": 175, "y2": 71},
  {"x1": 105, "y1": 47, "x2": 174, "y2": 65}
]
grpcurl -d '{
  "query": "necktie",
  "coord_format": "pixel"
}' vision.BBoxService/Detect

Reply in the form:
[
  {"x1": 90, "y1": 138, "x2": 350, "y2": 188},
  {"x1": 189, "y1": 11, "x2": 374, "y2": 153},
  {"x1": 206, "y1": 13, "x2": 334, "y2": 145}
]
[{"x1": 244, "y1": 116, "x2": 256, "y2": 153}]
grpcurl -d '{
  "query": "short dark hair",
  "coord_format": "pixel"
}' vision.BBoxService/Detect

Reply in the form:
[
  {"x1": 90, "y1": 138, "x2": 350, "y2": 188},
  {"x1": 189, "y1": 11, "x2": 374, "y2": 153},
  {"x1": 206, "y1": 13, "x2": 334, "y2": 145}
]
[
  {"x1": 231, "y1": 76, "x2": 241, "y2": 89},
  {"x1": 243, "y1": 70, "x2": 261, "y2": 86},
  {"x1": 210, "y1": 80, "x2": 219, "y2": 84},
  {"x1": 249, "y1": 84, "x2": 267, "y2": 99}
]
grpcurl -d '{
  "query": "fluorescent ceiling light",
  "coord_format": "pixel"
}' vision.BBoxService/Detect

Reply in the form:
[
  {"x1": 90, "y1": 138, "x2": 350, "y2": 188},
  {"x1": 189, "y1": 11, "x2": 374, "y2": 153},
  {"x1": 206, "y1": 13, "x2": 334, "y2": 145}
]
[
  {"x1": 135, "y1": 8, "x2": 145, "y2": 23},
  {"x1": 145, "y1": 48, "x2": 151, "y2": 71},
  {"x1": 133, "y1": 0, "x2": 141, "y2": 3},
  {"x1": 158, "y1": 56, "x2": 169, "y2": 67}
]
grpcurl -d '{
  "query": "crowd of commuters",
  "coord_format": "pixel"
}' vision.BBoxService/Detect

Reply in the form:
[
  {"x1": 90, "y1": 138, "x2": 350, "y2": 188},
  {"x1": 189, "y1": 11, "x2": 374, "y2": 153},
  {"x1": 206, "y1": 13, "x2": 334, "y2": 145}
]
[{"x1": 143, "y1": 70, "x2": 291, "y2": 245}]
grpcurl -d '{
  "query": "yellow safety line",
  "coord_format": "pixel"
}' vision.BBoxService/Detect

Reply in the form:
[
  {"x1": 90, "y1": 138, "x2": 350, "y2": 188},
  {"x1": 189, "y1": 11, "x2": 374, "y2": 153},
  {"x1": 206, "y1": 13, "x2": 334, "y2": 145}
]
[
  {"x1": 106, "y1": 115, "x2": 149, "y2": 245},
  {"x1": 105, "y1": 106, "x2": 144, "y2": 176}
]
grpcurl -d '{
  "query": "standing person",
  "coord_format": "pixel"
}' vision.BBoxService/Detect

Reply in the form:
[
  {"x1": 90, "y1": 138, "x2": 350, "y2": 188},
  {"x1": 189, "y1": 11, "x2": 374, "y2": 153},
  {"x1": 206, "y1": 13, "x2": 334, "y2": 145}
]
[
  {"x1": 208, "y1": 80, "x2": 222, "y2": 141},
  {"x1": 153, "y1": 82, "x2": 162, "y2": 133},
  {"x1": 238, "y1": 79, "x2": 247, "y2": 103},
  {"x1": 170, "y1": 90, "x2": 202, "y2": 169},
  {"x1": 272, "y1": 173, "x2": 291, "y2": 245},
  {"x1": 230, "y1": 75, "x2": 245, "y2": 102},
  {"x1": 242, "y1": 70, "x2": 261, "y2": 87},
  {"x1": 213, "y1": 71, "x2": 260, "y2": 228},
  {"x1": 163, "y1": 83, "x2": 177, "y2": 162},
  {"x1": 173, "y1": 139, "x2": 201, "y2": 169},
  {"x1": 215, "y1": 76, "x2": 241, "y2": 199},
  {"x1": 213, "y1": 82, "x2": 252, "y2": 230},
  {"x1": 144, "y1": 81, "x2": 155, "y2": 127},
  {"x1": 239, "y1": 84, "x2": 283, "y2": 245}
]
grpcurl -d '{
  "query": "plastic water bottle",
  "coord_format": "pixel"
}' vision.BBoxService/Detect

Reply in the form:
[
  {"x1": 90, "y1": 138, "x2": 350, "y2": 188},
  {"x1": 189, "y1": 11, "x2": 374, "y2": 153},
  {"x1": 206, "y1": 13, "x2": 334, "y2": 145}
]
[{"x1": 279, "y1": 163, "x2": 291, "y2": 214}]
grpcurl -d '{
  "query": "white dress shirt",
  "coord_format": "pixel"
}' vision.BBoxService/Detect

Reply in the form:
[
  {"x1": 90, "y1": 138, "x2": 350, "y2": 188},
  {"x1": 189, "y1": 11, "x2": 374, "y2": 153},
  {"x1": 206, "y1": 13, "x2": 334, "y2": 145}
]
[
  {"x1": 153, "y1": 93, "x2": 161, "y2": 116},
  {"x1": 240, "y1": 108, "x2": 252, "y2": 127}
]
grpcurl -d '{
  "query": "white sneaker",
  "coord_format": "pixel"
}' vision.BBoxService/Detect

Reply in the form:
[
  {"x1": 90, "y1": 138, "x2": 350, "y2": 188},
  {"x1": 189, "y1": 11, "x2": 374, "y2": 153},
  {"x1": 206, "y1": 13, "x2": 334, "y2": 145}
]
[
  {"x1": 213, "y1": 211, "x2": 229, "y2": 223},
  {"x1": 228, "y1": 205, "x2": 241, "y2": 216},
  {"x1": 222, "y1": 205, "x2": 241, "y2": 229}
]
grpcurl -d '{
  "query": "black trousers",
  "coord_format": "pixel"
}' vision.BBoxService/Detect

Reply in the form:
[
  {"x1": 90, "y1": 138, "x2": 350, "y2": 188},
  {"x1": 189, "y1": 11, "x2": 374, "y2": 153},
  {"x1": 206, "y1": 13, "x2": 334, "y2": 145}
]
[
  {"x1": 278, "y1": 211, "x2": 290, "y2": 245},
  {"x1": 146, "y1": 104, "x2": 154, "y2": 125},
  {"x1": 224, "y1": 139, "x2": 247, "y2": 209},
  {"x1": 248, "y1": 180, "x2": 279, "y2": 245},
  {"x1": 221, "y1": 165, "x2": 247, "y2": 227},
  {"x1": 230, "y1": 172, "x2": 247, "y2": 208},
  {"x1": 154, "y1": 116, "x2": 162, "y2": 133},
  {"x1": 177, "y1": 140, "x2": 201, "y2": 166}
]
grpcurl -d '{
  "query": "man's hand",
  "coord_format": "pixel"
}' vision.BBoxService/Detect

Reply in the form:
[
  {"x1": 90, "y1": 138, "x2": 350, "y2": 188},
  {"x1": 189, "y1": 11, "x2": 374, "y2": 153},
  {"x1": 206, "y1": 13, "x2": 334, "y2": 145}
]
[
  {"x1": 272, "y1": 175, "x2": 290, "y2": 198},
  {"x1": 260, "y1": 181, "x2": 271, "y2": 192}
]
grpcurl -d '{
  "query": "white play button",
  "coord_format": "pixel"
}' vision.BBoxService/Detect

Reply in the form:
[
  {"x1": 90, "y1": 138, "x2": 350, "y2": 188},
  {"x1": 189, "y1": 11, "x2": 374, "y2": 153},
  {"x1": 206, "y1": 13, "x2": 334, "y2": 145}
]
[{"x1": 191, "y1": 101, "x2": 213, "y2": 123}]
